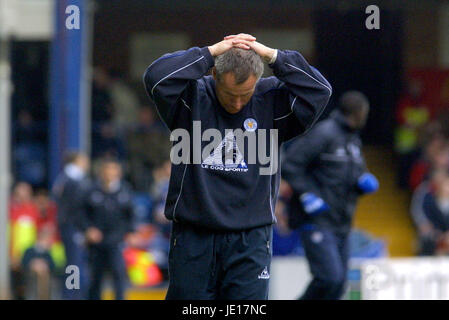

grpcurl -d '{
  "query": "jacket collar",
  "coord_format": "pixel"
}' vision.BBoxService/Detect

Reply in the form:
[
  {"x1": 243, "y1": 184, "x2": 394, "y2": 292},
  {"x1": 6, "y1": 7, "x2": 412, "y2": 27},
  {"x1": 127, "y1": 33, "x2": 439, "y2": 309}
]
[{"x1": 332, "y1": 110, "x2": 358, "y2": 133}]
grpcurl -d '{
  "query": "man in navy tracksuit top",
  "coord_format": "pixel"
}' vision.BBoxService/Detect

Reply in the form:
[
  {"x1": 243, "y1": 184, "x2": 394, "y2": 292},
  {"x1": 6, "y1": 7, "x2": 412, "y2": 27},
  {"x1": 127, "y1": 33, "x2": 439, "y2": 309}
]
[
  {"x1": 143, "y1": 33, "x2": 332, "y2": 300},
  {"x1": 282, "y1": 91, "x2": 379, "y2": 300}
]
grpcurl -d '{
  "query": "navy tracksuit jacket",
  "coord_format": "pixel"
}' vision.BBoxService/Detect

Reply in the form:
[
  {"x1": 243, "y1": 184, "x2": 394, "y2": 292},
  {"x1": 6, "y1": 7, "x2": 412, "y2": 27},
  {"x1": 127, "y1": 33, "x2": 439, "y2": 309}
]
[
  {"x1": 52, "y1": 170, "x2": 91, "y2": 299},
  {"x1": 144, "y1": 46, "x2": 332, "y2": 299},
  {"x1": 80, "y1": 180, "x2": 134, "y2": 300},
  {"x1": 282, "y1": 111, "x2": 369, "y2": 300},
  {"x1": 283, "y1": 111, "x2": 368, "y2": 234}
]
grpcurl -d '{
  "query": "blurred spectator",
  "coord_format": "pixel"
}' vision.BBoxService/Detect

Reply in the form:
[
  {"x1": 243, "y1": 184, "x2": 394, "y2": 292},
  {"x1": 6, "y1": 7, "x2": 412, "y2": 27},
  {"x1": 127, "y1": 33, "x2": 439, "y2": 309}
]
[
  {"x1": 34, "y1": 189, "x2": 58, "y2": 236},
  {"x1": 91, "y1": 67, "x2": 113, "y2": 124},
  {"x1": 273, "y1": 197, "x2": 303, "y2": 256},
  {"x1": 91, "y1": 67, "x2": 122, "y2": 162},
  {"x1": 81, "y1": 158, "x2": 136, "y2": 300},
  {"x1": 34, "y1": 189, "x2": 66, "y2": 271},
  {"x1": 12, "y1": 109, "x2": 46, "y2": 187},
  {"x1": 395, "y1": 79, "x2": 430, "y2": 188},
  {"x1": 150, "y1": 160, "x2": 171, "y2": 236},
  {"x1": 13, "y1": 109, "x2": 46, "y2": 145},
  {"x1": 410, "y1": 179, "x2": 439, "y2": 255},
  {"x1": 142, "y1": 161, "x2": 172, "y2": 275},
  {"x1": 272, "y1": 180, "x2": 303, "y2": 256},
  {"x1": 421, "y1": 170, "x2": 449, "y2": 255},
  {"x1": 21, "y1": 226, "x2": 56, "y2": 300},
  {"x1": 127, "y1": 106, "x2": 171, "y2": 191},
  {"x1": 9, "y1": 182, "x2": 40, "y2": 299},
  {"x1": 52, "y1": 152, "x2": 91, "y2": 299},
  {"x1": 409, "y1": 122, "x2": 449, "y2": 191},
  {"x1": 92, "y1": 122, "x2": 127, "y2": 160},
  {"x1": 108, "y1": 69, "x2": 140, "y2": 132}
]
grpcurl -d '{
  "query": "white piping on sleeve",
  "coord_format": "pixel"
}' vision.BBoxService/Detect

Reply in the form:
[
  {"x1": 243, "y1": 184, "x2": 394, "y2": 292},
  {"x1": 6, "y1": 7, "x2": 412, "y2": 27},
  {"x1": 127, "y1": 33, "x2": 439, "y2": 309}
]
[
  {"x1": 172, "y1": 163, "x2": 188, "y2": 222},
  {"x1": 274, "y1": 96, "x2": 297, "y2": 121},
  {"x1": 180, "y1": 98, "x2": 192, "y2": 111},
  {"x1": 151, "y1": 56, "x2": 205, "y2": 96},
  {"x1": 268, "y1": 136, "x2": 276, "y2": 223},
  {"x1": 285, "y1": 63, "x2": 332, "y2": 94}
]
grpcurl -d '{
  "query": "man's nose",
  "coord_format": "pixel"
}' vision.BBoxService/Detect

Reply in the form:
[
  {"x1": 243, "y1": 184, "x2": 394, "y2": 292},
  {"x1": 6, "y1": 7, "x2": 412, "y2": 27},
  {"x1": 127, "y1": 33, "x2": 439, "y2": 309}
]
[{"x1": 233, "y1": 98, "x2": 243, "y2": 109}]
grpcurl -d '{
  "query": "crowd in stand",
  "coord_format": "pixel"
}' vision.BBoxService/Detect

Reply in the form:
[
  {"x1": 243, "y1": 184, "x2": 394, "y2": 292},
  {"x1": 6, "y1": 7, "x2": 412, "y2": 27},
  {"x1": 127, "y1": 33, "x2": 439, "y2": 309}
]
[
  {"x1": 408, "y1": 113, "x2": 449, "y2": 255},
  {"x1": 9, "y1": 182, "x2": 62, "y2": 299},
  {"x1": 393, "y1": 77, "x2": 449, "y2": 256},
  {"x1": 9, "y1": 67, "x2": 172, "y2": 299}
]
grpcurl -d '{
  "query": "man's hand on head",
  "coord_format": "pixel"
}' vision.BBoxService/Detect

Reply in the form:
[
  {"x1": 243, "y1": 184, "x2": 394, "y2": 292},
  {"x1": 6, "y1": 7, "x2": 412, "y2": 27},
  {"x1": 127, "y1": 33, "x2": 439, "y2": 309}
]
[
  {"x1": 208, "y1": 34, "x2": 256, "y2": 57},
  {"x1": 224, "y1": 34, "x2": 277, "y2": 64}
]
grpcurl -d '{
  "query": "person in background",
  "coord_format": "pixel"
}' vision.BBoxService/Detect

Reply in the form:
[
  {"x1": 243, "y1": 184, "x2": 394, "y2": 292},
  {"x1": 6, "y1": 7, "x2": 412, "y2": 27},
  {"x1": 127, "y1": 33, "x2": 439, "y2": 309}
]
[
  {"x1": 91, "y1": 67, "x2": 122, "y2": 161},
  {"x1": 408, "y1": 121, "x2": 449, "y2": 191},
  {"x1": 127, "y1": 106, "x2": 171, "y2": 191},
  {"x1": 34, "y1": 189, "x2": 58, "y2": 238},
  {"x1": 21, "y1": 226, "x2": 56, "y2": 300},
  {"x1": 150, "y1": 160, "x2": 172, "y2": 237},
  {"x1": 272, "y1": 180, "x2": 303, "y2": 256},
  {"x1": 282, "y1": 91, "x2": 379, "y2": 300},
  {"x1": 145, "y1": 160, "x2": 172, "y2": 275},
  {"x1": 12, "y1": 109, "x2": 47, "y2": 187},
  {"x1": 34, "y1": 189, "x2": 66, "y2": 271},
  {"x1": 422, "y1": 170, "x2": 449, "y2": 255},
  {"x1": 108, "y1": 69, "x2": 140, "y2": 133},
  {"x1": 91, "y1": 67, "x2": 113, "y2": 125},
  {"x1": 81, "y1": 158, "x2": 136, "y2": 300},
  {"x1": 410, "y1": 178, "x2": 439, "y2": 256},
  {"x1": 395, "y1": 78, "x2": 429, "y2": 189},
  {"x1": 52, "y1": 152, "x2": 91, "y2": 299},
  {"x1": 92, "y1": 122, "x2": 127, "y2": 161},
  {"x1": 9, "y1": 182, "x2": 40, "y2": 299}
]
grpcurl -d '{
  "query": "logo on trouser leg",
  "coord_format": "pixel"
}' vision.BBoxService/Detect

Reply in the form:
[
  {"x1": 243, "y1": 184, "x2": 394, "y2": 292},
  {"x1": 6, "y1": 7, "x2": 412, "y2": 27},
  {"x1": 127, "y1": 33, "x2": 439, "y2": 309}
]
[{"x1": 258, "y1": 266, "x2": 270, "y2": 280}]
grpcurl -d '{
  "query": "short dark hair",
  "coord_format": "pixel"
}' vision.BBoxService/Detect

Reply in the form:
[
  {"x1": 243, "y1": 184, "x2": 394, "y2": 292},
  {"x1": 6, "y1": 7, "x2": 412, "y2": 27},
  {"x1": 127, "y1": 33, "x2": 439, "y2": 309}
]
[
  {"x1": 215, "y1": 48, "x2": 264, "y2": 84},
  {"x1": 63, "y1": 150, "x2": 86, "y2": 165},
  {"x1": 93, "y1": 157, "x2": 122, "y2": 178},
  {"x1": 339, "y1": 91, "x2": 370, "y2": 116},
  {"x1": 99, "y1": 157, "x2": 121, "y2": 168}
]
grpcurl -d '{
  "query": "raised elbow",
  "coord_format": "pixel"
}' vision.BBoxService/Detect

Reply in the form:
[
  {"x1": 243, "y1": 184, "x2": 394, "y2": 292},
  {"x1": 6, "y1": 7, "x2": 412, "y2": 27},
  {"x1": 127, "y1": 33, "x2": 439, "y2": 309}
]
[{"x1": 143, "y1": 65, "x2": 157, "y2": 97}]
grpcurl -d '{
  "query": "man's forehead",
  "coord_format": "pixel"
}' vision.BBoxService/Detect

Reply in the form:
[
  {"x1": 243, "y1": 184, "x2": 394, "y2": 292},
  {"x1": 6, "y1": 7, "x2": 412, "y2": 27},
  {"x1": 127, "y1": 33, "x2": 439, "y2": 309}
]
[{"x1": 220, "y1": 72, "x2": 257, "y2": 93}]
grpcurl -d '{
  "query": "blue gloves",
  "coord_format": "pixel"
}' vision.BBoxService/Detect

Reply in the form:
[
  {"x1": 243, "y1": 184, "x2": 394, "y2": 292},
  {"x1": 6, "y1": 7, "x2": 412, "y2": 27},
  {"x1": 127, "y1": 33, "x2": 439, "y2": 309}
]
[
  {"x1": 300, "y1": 193, "x2": 329, "y2": 216},
  {"x1": 357, "y1": 172, "x2": 379, "y2": 194}
]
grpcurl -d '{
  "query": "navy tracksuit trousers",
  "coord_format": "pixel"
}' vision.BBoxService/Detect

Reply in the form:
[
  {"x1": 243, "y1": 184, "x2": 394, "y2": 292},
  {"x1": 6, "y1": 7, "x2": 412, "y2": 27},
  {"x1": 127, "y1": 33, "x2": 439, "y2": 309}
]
[
  {"x1": 87, "y1": 243, "x2": 128, "y2": 300},
  {"x1": 166, "y1": 223, "x2": 273, "y2": 300},
  {"x1": 298, "y1": 225, "x2": 350, "y2": 300},
  {"x1": 59, "y1": 223, "x2": 89, "y2": 300}
]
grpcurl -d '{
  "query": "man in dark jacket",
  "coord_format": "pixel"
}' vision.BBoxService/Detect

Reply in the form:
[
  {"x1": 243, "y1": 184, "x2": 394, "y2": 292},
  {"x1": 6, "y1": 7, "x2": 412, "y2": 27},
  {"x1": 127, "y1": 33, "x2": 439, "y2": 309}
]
[
  {"x1": 422, "y1": 169, "x2": 449, "y2": 254},
  {"x1": 80, "y1": 158, "x2": 135, "y2": 300},
  {"x1": 282, "y1": 91, "x2": 379, "y2": 300},
  {"x1": 143, "y1": 33, "x2": 332, "y2": 299},
  {"x1": 52, "y1": 152, "x2": 91, "y2": 299}
]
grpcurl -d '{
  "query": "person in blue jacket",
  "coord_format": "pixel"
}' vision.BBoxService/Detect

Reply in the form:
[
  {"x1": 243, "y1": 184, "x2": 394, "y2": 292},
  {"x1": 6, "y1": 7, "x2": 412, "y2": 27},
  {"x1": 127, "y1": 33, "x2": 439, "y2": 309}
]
[
  {"x1": 143, "y1": 33, "x2": 332, "y2": 300},
  {"x1": 282, "y1": 90, "x2": 379, "y2": 300}
]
